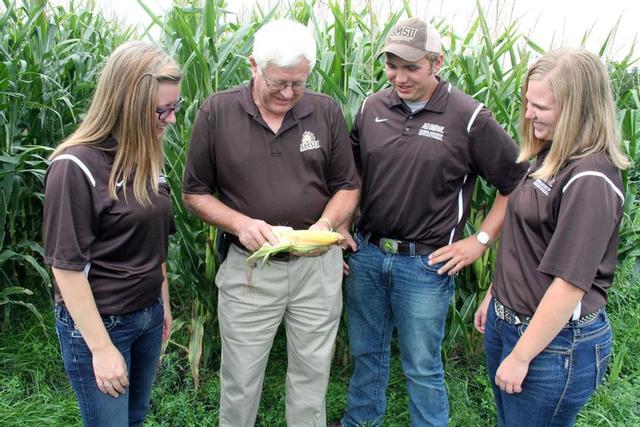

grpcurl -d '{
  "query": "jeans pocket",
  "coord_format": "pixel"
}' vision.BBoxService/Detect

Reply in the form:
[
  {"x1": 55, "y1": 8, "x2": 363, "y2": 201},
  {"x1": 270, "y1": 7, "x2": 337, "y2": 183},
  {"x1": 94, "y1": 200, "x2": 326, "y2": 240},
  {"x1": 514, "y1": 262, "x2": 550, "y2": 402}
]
[
  {"x1": 353, "y1": 232, "x2": 367, "y2": 246},
  {"x1": 518, "y1": 323, "x2": 573, "y2": 354},
  {"x1": 416, "y1": 255, "x2": 444, "y2": 274},
  {"x1": 54, "y1": 304, "x2": 70, "y2": 327},
  {"x1": 102, "y1": 315, "x2": 119, "y2": 332},
  {"x1": 67, "y1": 314, "x2": 119, "y2": 339},
  {"x1": 595, "y1": 336, "x2": 612, "y2": 388}
]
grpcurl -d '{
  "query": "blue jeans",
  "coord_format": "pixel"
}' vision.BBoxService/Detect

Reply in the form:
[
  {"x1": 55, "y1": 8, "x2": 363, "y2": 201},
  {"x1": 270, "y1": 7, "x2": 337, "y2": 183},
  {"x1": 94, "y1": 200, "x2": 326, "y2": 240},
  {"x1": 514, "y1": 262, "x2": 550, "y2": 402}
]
[
  {"x1": 55, "y1": 298, "x2": 164, "y2": 427},
  {"x1": 342, "y1": 233, "x2": 454, "y2": 427},
  {"x1": 484, "y1": 298, "x2": 612, "y2": 427}
]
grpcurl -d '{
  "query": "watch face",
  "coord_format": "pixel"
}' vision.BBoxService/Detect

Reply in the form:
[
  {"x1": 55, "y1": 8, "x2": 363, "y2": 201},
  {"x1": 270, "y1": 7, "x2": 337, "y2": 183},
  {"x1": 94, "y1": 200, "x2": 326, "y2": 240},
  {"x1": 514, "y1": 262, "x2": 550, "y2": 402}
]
[{"x1": 477, "y1": 231, "x2": 490, "y2": 245}]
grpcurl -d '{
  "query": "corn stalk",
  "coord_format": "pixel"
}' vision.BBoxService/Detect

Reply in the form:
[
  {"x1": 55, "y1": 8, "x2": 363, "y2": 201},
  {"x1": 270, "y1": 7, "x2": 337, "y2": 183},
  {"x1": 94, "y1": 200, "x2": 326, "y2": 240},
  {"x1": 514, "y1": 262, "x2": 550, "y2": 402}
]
[
  {"x1": 0, "y1": 0, "x2": 131, "y2": 327},
  {"x1": 3, "y1": 0, "x2": 638, "y2": 385}
]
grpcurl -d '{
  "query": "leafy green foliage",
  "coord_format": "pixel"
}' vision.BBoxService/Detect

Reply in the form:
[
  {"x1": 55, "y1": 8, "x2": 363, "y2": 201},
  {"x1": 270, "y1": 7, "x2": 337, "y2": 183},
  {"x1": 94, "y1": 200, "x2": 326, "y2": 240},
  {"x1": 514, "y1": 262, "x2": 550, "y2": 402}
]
[
  {"x1": 0, "y1": 0, "x2": 133, "y2": 318},
  {"x1": 0, "y1": 0, "x2": 639, "y2": 424}
]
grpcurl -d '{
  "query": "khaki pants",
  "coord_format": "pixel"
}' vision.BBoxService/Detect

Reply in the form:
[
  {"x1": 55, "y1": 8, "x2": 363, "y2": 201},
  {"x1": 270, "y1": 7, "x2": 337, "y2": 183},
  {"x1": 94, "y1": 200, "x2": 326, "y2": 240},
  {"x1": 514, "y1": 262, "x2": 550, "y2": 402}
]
[{"x1": 216, "y1": 244, "x2": 343, "y2": 427}]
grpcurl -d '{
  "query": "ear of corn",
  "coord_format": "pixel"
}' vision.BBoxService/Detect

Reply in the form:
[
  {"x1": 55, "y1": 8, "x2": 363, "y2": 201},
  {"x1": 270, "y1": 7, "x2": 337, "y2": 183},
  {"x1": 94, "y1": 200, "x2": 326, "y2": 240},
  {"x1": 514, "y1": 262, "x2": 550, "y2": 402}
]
[{"x1": 246, "y1": 227, "x2": 345, "y2": 264}]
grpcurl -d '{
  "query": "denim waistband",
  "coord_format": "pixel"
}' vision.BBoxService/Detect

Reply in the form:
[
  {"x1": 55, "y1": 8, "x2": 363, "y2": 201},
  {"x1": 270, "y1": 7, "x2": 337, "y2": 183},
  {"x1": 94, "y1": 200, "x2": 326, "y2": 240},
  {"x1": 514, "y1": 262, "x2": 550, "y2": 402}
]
[{"x1": 55, "y1": 295, "x2": 162, "y2": 319}]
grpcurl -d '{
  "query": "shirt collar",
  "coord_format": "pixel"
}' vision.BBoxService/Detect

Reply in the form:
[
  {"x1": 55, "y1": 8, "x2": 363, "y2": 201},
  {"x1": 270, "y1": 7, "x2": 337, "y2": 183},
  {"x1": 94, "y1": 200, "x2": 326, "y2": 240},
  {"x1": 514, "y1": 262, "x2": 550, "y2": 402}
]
[
  {"x1": 534, "y1": 145, "x2": 552, "y2": 167},
  {"x1": 101, "y1": 135, "x2": 118, "y2": 151}
]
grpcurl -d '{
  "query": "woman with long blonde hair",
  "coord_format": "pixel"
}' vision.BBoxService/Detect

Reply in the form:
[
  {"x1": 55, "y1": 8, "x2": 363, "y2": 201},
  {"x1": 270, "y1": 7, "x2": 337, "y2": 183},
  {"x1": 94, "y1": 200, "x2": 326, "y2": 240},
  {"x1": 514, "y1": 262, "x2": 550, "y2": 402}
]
[
  {"x1": 474, "y1": 48, "x2": 628, "y2": 426},
  {"x1": 43, "y1": 41, "x2": 182, "y2": 426}
]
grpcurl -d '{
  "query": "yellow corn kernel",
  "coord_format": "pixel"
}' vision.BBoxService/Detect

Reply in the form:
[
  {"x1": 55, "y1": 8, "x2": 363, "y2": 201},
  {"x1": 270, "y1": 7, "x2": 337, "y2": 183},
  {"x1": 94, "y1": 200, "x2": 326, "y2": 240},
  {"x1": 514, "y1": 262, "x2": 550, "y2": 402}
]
[{"x1": 286, "y1": 230, "x2": 344, "y2": 246}]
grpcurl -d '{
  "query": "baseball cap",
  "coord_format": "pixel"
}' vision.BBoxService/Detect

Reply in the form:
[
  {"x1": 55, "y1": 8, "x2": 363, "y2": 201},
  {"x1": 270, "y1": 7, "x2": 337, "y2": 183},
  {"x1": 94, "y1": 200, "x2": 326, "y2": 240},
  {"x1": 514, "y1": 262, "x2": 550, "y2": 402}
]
[{"x1": 378, "y1": 17, "x2": 441, "y2": 61}]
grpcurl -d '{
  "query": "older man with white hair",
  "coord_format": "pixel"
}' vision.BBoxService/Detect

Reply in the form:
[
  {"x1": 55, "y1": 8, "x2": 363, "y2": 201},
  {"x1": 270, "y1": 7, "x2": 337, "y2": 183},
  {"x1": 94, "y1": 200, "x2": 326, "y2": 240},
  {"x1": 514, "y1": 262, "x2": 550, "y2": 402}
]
[{"x1": 182, "y1": 19, "x2": 359, "y2": 427}]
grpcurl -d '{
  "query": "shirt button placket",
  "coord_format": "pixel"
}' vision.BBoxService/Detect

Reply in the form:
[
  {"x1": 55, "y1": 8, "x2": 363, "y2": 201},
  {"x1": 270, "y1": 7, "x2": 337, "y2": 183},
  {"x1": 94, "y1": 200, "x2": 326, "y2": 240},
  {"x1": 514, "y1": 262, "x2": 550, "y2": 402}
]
[
  {"x1": 403, "y1": 115, "x2": 413, "y2": 134},
  {"x1": 271, "y1": 135, "x2": 281, "y2": 156}
]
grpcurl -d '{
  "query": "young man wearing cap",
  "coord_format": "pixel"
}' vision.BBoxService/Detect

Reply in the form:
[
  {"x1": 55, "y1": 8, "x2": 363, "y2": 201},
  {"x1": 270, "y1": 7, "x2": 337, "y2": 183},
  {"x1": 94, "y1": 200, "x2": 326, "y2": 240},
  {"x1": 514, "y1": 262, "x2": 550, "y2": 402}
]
[{"x1": 337, "y1": 17, "x2": 528, "y2": 427}]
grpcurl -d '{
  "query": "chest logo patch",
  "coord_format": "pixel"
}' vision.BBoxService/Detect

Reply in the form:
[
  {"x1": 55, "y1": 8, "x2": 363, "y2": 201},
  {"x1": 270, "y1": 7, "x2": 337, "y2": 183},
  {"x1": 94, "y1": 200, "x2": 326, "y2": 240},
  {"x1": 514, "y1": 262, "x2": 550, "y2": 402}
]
[
  {"x1": 533, "y1": 178, "x2": 552, "y2": 196},
  {"x1": 300, "y1": 131, "x2": 320, "y2": 152},
  {"x1": 419, "y1": 122, "x2": 444, "y2": 141}
]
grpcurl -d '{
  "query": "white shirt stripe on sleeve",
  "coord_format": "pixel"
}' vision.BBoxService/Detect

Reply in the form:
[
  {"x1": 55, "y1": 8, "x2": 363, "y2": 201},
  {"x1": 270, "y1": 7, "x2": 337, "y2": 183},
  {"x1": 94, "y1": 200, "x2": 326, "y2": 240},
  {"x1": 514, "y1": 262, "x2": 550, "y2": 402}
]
[
  {"x1": 562, "y1": 171, "x2": 624, "y2": 205},
  {"x1": 51, "y1": 154, "x2": 97, "y2": 187},
  {"x1": 467, "y1": 103, "x2": 484, "y2": 133},
  {"x1": 448, "y1": 175, "x2": 468, "y2": 245}
]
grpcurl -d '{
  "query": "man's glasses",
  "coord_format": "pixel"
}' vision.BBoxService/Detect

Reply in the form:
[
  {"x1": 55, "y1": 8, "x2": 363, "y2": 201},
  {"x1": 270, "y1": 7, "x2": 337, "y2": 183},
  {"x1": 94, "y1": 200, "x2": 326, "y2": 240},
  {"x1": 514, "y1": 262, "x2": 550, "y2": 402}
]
[
  {"x1": 156, "y1": 97, "x2": 184, "y2": 121},
  {"x1": 263, "y1": 76, "x2": 309, "y2": 93}
]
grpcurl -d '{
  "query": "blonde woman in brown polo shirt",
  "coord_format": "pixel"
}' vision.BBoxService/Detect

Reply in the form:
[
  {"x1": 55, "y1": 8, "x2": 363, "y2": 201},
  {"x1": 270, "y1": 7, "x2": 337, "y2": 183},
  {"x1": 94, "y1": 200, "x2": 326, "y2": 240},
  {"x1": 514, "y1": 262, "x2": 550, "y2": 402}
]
[
  {"x1": 44, "y1": 41, "x2": 181, "y2": 426},
  {"x1": 474, "y1": 48, "x2": 629, "y2": 426}
]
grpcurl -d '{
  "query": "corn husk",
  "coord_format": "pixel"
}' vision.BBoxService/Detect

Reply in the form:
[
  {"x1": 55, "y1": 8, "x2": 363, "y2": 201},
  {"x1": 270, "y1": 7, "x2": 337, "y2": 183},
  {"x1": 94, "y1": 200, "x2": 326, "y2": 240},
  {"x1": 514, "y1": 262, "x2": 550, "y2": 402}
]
[{"x1": 246, "y1": 226, "x2": 344, "y2": 264}]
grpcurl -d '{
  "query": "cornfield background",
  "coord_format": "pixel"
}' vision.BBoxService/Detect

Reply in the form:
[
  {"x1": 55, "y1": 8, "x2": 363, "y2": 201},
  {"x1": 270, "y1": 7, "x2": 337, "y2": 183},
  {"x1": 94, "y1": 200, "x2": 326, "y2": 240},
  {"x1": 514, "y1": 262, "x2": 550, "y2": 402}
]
[{"x1": 1, "y1": 0, "x2": 639, "y2": 425}]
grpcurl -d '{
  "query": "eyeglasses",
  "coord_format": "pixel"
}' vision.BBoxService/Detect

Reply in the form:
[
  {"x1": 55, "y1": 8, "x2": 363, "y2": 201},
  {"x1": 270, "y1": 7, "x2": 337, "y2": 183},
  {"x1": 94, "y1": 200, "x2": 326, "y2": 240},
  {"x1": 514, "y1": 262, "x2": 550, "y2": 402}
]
[
  {"x1": 263, "y1": 76, "x2": 309, "y2": 93},
  {"x1": 156, "y1": 97, "x2": 184, "y2": 121}
]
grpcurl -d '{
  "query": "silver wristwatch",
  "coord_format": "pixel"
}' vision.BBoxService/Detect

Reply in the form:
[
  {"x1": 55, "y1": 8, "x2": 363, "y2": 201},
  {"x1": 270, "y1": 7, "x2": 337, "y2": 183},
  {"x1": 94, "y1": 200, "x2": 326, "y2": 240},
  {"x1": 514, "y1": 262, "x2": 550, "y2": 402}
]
[{"x1": 476, "y1": 231, "x2": 491, "y2": 246}]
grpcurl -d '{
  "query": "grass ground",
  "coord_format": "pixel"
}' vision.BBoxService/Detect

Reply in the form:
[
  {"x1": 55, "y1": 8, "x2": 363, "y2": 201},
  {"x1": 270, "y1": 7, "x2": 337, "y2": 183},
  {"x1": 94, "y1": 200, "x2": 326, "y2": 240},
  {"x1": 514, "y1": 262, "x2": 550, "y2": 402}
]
[{"x1": 1, "y1": 259, "x2": 638, "y2": 426}]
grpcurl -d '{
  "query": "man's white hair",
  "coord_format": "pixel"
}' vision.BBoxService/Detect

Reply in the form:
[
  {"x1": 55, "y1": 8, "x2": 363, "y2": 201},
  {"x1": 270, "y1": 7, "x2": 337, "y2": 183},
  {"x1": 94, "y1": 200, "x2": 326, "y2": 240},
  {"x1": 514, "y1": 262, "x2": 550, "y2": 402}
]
[{"x1": 252, "y1": 19, "x2": 316, "y2": 72}]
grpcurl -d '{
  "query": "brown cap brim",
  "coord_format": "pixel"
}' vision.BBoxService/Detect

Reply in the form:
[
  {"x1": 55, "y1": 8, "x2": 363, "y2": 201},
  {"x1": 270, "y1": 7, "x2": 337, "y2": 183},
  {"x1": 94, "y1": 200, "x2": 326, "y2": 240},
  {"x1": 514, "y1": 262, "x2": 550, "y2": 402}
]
[{"x1": 377, "y1": 44, "x2": 429, "y2": 62}]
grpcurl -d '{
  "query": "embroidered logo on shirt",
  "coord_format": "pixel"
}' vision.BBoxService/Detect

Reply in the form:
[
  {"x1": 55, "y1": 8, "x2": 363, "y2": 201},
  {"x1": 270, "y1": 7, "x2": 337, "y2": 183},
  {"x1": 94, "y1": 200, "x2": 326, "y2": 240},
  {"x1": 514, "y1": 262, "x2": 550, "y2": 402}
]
[
  {"x1": 299, "y1": 131, "x2": 320, "y2": 152},
  {"x1": 419, "y1": 122, "x2": 444, "y2": 141},
  {"x1": 374, "y1": 117, "x2": 388, "y2": 123},
  {"x1": 533, "y1": 178, "x2": 552, "y2": 196}
]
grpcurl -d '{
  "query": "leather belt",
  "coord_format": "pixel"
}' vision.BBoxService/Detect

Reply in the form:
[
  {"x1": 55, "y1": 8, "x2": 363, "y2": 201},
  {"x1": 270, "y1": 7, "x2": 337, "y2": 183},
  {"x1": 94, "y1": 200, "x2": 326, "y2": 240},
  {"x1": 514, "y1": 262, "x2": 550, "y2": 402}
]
[
  {"x1": 368, "y1": 234, "x2": 437, "y2": 255},
  {"x1": 269, "y1": 252, "x2": 296, "y2": 261},
  {"x1": 493, "y1": 298, "x2": 601, "y2": 327},
  {"x1": 230, "y1": 240, "x2": 296, "y2": 262}
]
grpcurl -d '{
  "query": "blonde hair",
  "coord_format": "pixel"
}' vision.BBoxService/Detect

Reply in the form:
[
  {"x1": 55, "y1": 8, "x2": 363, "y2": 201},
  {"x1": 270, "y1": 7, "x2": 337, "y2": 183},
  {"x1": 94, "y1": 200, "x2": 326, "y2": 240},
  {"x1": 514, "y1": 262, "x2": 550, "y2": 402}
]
[
  {"x1": 518, "y1": 48, "x2": 629, "y2": 180},
  {"x1": 51, "y1": 41, "x2": 182, "y2": 205}
]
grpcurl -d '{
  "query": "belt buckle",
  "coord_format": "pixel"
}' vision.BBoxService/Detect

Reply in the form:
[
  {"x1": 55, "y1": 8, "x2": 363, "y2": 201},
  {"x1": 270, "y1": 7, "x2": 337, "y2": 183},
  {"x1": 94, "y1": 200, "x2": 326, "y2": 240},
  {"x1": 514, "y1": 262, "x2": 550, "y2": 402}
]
[
  {"x1": 511, "y1": 312, "x2": 522, "y2": 325},
  {"x1": 506, "y1": 307, "x2": 522, "y2": 325},
  {"x1": 379, "y1": 238, "x2": 398, "y2": 254},
  {"x1": 495, "y1": 300, "x2": 522, "y2": 325},
  {"x1": 495, "y1": 301, "x2": 505, "y2": 319}
]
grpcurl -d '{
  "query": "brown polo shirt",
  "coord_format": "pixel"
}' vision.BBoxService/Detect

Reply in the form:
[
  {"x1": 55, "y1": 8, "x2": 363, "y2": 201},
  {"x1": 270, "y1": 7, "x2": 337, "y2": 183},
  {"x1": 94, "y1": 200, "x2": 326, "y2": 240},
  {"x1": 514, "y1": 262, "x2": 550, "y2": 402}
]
[
  {"x1": 43, "y1": 138, "x2": 175, "y2": 315},
  {"x1": 493, "y1": 150, "x2": 624, "y2": 317},
  {"x1": 352, "y1": 79, "x2": 528, "y2": 246},
  {"x1": 182, "y1": 81, "x2": 358, "y2": 230}
]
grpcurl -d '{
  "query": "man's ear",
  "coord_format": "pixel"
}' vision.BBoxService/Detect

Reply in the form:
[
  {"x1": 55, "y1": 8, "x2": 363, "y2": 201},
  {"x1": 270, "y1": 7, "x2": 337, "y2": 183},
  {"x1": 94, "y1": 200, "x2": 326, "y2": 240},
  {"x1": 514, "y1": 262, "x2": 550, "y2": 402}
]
[
  {"x1": 433, "y1": 54, "x2": 444, "y2": 73},
  {"x1": 249, "y1": 56, "x2": 259, "y2": 76}
]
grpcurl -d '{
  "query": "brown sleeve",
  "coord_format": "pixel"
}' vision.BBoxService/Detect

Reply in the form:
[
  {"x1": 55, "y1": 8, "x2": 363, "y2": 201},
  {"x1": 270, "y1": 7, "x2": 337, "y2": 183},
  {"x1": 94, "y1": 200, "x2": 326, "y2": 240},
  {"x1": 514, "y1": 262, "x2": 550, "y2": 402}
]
[
  {"x1": 182, "y1": 102, "x2": 217, "y2": 195},
  {"x1": 160, "y1": 181, "x2": 177, "y2": 235},
  {"x1": 43, "y1": 158, "x2": 98, "y2": 271},
  {"x1": 468, "y1": 108, "x2": 528, "y2": 195},
  {"x1": 350, "y1": 106, "x2": 362, "y2": 171},
  {"x1": 538, "y1": 174, "x2": 623, "y2": 291},
  {"x1": 326, "y1": 101, "x2": 359, "y2": 193}
]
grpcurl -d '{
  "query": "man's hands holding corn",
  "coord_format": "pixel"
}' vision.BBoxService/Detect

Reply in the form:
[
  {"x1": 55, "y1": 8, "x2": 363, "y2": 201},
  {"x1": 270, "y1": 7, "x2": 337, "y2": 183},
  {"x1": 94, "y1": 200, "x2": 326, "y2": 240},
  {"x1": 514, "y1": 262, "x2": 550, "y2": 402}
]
[{"x1": 237, "y1": 218, "x2": 279, "y2": 252}]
